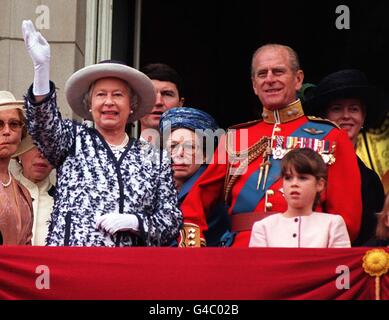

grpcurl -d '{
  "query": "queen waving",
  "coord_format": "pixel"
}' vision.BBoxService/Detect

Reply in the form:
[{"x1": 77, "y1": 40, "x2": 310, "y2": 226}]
[{"x1": 22, "y1": 20, "x2": 182, "y2": 246}]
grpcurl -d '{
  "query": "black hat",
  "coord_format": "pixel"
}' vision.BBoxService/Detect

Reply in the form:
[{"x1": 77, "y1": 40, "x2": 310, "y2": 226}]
[{"x1": 303, "y1": 69, "x2": 382, "y2": 129}]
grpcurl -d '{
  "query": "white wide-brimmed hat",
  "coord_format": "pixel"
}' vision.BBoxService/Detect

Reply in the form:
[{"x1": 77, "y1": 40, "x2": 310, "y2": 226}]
[
  {"x1": 64, "y1": 61, "x2": 156, "y2": 123},
  {"x1": 0, "y1": 91, "x2": 24, "y2": 112}
]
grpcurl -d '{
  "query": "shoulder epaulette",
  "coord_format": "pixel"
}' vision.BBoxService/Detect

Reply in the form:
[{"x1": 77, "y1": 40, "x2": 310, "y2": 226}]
[
  {"x1": 307, "y1": 116, "x2": 340, "y2": 129},
  {"x1": 227, "y1": 119, "x2": 262, "y2": 130}
]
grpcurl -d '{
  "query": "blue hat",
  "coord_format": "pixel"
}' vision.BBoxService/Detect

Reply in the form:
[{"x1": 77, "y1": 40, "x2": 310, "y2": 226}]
[{"x1": 159, "y1": 107, "x2": 219, "y2": 134}]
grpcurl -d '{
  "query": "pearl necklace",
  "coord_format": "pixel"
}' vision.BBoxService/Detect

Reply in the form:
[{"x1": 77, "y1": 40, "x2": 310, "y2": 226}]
[
  {"x1": 108, "y1": 134, "x2": 129, "y2": 150},
  {"x1": 1, "y1": 171, "x2": 12, "y2": 188}
]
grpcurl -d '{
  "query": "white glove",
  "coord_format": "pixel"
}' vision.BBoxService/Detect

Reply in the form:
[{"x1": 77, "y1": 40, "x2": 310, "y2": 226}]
[
  {"x1": 96, "y1": 213, "x2": 139, "y2": 235},
  {"x1": 22, "y1": 20, "x2": 51, "y2": 96}
]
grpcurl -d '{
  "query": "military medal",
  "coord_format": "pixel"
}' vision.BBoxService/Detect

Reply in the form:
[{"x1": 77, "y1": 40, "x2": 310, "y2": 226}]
[{"x1": 272, "y1": 136, "x2": 285, "y2": 159}]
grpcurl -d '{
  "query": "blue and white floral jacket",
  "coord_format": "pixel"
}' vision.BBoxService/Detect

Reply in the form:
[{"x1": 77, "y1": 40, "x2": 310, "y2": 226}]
[{"x1": 25, "y1": 83, "x2": 182, "y2": 246}]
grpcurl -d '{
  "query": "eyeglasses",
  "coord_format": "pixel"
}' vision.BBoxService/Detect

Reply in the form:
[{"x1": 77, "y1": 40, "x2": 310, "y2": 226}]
[
  {"x1": 168, "y1": 141, "x2": 199, "y2": 156},
  {"x1": 0, "y1": 120, "x2": 25, "y2": 131}
]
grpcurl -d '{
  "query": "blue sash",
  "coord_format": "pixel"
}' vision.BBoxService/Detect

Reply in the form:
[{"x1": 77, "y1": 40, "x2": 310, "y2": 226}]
[
  {"x1": 231, "y1": 121, "x2": 334, "y2": 213},
  {"x1": 178, "y1": 165, "x2": 207, "y2": 203},
  {"x1": 179, "y1": 165, "x2": 231, "y2": 246}
]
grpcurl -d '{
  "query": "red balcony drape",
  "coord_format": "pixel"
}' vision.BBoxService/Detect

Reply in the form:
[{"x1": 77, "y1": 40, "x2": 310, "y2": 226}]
[{"x1": 0, "y1": 246, "x2": 387, "y2": 300}]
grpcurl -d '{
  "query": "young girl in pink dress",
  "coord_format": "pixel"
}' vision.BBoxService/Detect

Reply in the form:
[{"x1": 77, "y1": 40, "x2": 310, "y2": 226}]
[{"x1": 249, "y1": 148, "x2": 351, "y2": 248}]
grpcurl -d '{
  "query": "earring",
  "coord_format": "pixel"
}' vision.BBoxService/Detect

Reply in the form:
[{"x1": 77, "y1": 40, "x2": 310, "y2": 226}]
[
  {"x1": 89, "y1": 109, "x2": 92, "y2": 112},
  {"x1": 129, "y1": 110, "x2": 134, "y2": 114}
]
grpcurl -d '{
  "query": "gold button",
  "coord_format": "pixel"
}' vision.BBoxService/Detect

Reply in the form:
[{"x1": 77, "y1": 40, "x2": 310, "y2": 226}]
[
  {"x1": 188, "y1": 228, "x2": 196, "y2": 234},
  {"x1": 266, "y1": 189, "x2": 274, "y2": 196},
  {"x1": 188, "y1": 234, "x2": 195, "y2": 240},
  {"x1": 274, "y1": 126, "x2": 281, "y2": 132},
  {"x1": 188, "y1": 240, "x2": 196, "y2": 246},
  {"x1": 266, "y1": 202, "x2": 273, "y2": 210}
]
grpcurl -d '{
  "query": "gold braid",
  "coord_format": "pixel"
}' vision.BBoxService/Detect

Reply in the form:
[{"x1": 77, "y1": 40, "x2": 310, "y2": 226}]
[{"x1": 224, "y1": 135, "x2": 270, "y2": 203}]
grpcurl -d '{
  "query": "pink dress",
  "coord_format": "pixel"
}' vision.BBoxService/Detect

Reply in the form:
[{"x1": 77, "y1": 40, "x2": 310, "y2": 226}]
[{"x1": 249, "y1": 212, "x2": 351, "y2": 248}]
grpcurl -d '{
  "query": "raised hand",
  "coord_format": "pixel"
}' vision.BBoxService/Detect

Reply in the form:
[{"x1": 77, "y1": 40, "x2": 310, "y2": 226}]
[{"x1": 22, "y1": 20, "x2": 50, "y2": 96}]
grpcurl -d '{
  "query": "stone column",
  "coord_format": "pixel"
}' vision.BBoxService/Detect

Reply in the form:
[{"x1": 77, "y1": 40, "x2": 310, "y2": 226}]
[{"x1": 0, "y1": 0, "x2": 86, "y2": 119}]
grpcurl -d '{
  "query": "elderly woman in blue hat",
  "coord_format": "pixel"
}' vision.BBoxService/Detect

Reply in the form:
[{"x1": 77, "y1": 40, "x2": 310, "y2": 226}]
[
  {"x1": 160, "y1": 107, "x2": 230, "y2": 247},
  {"x1": 22, "y1": 20, "x2": 182, "y2": 246},
  {"x1": 304, "y1": 69, "x2": 385, "y2": 246}
]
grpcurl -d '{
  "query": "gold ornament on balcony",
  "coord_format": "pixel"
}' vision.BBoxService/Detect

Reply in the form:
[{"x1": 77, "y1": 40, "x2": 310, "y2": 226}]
[{"x1": 362, "y1": 249, "x2": 389, "y2": 300}]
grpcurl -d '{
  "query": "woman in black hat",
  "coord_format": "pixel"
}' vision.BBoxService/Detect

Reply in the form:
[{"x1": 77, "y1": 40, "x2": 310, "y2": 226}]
[{"x1": 304, "y1": 69, "x2": 385, "y2": 246}]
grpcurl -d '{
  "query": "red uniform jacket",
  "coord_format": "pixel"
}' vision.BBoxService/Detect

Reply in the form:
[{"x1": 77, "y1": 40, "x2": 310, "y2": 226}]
[{"x1": 180, "y1": 102, "x2": 362, "y2": 247}]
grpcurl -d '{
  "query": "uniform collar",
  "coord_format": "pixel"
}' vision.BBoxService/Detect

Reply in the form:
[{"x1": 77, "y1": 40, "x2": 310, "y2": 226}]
[{"x1": 262, "y1": 99, "x2": 305, "y2": 124}]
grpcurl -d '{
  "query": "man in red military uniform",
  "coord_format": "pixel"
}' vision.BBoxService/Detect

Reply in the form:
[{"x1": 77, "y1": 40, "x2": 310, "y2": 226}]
[{"x1": 179, "y1": 44, "x2": 362, "y2": 247}]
